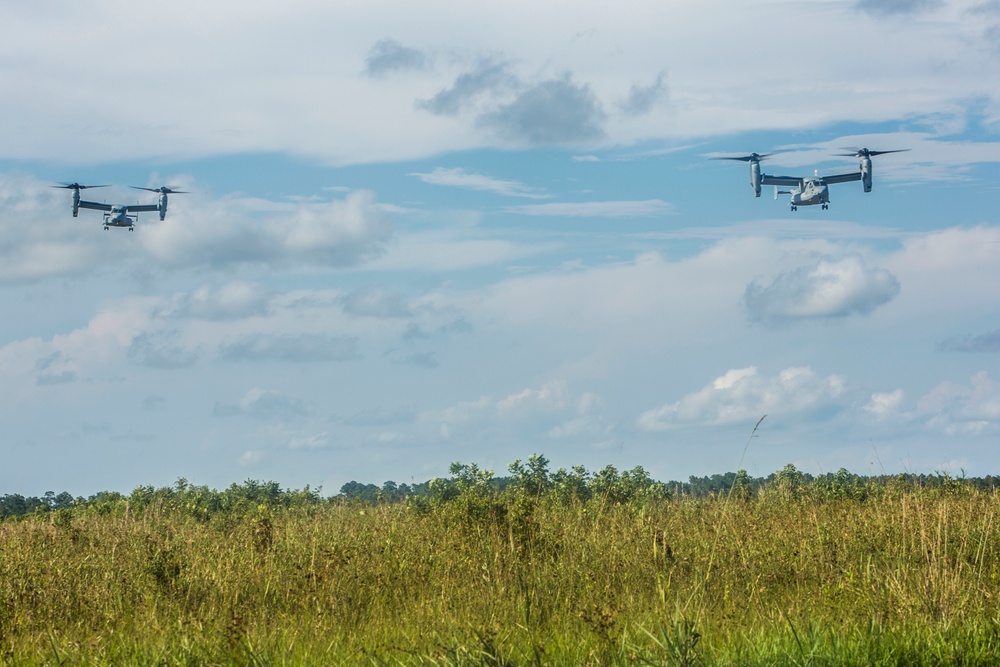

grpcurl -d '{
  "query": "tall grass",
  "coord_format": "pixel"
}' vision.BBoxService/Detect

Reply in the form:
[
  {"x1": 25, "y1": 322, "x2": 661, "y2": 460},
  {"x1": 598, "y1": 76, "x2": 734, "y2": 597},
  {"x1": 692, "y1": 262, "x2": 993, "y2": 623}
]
[{"x1": 1, "y1": 475, "x2": 998, "y2": 665}]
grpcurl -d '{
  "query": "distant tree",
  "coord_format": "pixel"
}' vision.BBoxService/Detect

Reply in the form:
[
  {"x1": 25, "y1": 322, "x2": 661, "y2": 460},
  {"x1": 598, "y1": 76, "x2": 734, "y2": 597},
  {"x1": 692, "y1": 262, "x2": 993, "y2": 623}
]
[
  {"x1": 507, "y1": 454, "x2": 551, "y2": 497},
  {"x1": 552, "y1": 465, "x2": 591, "y2": 504},
  {"x1": 340, "y1": 481, "x2": 380, "y2": 502}
]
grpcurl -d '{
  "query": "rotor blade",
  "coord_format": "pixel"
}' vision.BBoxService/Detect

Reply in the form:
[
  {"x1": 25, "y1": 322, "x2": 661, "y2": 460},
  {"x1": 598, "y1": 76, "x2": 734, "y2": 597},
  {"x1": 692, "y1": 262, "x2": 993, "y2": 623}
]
[
  {"x1": 835, "y1": 148, "x2": 910, "y2": 158},
  {"x1": 710, "y1": 152, "x2": 778, "y2": 162},
  {"x1": 130, "y1": 186, "x2": 188, "y2": 194},
  {"x1": 52, "y1": 182, "x2": 110, "y2": 190}
]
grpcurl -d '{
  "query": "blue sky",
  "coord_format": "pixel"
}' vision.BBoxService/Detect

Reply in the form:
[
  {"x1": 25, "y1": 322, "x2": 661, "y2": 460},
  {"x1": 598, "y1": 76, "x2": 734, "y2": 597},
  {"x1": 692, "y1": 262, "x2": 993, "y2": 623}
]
[{"x1": 2, "y1": 0, "x2": 999, "y2": 495}]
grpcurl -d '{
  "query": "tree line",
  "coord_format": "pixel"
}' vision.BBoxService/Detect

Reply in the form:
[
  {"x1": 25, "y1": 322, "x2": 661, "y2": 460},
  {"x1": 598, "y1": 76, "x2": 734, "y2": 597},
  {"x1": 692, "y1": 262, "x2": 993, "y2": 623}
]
[{"x1": 2, "y1": 455, "x2": 996, "y2": 520}]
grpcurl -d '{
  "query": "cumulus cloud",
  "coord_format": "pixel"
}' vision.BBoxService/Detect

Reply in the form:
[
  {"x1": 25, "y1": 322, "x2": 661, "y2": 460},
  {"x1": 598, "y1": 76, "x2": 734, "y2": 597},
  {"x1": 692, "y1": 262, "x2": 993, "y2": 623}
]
[
  {"x1": 745, "y1": 255, "x2": 900, "y2": 324},
  {"x1": 416, "y1": 59, "x2": 513, "y2": 115},
  {"x1": 213, "y1": 387, "x2": 311, "y2": 421},
  {"x1": 410, "y1": 167, "x2": 547, "y2": 198},
  {"x1": 637, "y1": 366, "x2": 847, "y2": 430},
  {"x1": 364, "y1": 39, "x2": 429, "y2": 77},
  {"x1": 495, "y1": 382, "x2": 571, "y2": 417},
  {"x1": 139, "y1": 190, "x2": 394, "y2": 271},
  {"x1": 864, "y1": 389, "x2": 906, "y2": 419},
  {"x1": 220, "y1": 333, "x2": 360, "y2": 363},
  {"x1": 619, "y1": 72, "x2": 668, "y2": 116},
  {"x1": 476, "y1": 75, "x2": 606, "y2": 146},
  {"x1": 430, "y1": 380, "x2": 609, "y2": 441},
  {"x1": 0, "y1": 173, "x2": 116, "y2": 283},
  {"x1": 0, "y1": 174, "x2": 395, "y2": 279},
  {"x1": 917, "y1": 371, "x2": 1000, "y2": 436}
]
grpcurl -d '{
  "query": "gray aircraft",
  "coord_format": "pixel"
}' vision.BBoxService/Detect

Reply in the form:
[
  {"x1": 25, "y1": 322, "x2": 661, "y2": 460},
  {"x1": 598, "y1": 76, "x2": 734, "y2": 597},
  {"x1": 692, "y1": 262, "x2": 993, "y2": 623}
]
[
  {"x1": 53, "y1": 183, "x2": 186, "y2": 230},
  {"x1": 714, "y1": 148, "x2": 908, "y2": 211}
]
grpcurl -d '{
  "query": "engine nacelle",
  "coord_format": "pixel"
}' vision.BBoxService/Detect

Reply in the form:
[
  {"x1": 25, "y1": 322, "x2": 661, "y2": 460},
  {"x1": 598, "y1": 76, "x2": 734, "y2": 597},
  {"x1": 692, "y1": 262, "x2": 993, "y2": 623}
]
[
  {"x1": 72, "y1": 189, "x2": 80, "y2": 217},
  {"x1": 861, "y1": 156, "x2": 872, "y2": 193},
  {"x1": 159, "y1": 192, "x2": 168, "y2": 220},
  {"x1": 751, "y1": 160, "x2": 762, "y2": 197}
]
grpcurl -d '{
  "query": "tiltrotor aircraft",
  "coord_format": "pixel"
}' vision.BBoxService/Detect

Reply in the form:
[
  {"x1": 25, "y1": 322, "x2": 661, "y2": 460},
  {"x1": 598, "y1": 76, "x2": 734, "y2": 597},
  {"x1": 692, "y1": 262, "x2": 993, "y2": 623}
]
[
  {"x1": 53, "y1": 183, "x2": 186, "y2": 230},
  {"x1": 714, "y1": 148, "x2": 908, "y2": 210}
]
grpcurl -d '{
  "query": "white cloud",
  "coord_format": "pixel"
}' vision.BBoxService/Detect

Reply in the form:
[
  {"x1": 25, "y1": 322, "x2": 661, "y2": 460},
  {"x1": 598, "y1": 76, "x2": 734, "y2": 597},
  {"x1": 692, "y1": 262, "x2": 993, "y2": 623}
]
[
  {"x1": 881, "y1": 226, "x2": 1000, "y2": 325},
  {"x1": 864, "y1": 389, "x2": 906, "y2": 419},
  {"x1": 239, "y1": 450, "x2": 264, "y2": 466},
  {"x1": 410, "y1": 167, "x2": 547, "y2": 199},
  {"x1": 174, "y1": 282, "x2": 272, "y2": 321},
  {"x1": 140, "y1": 190, "x2": 394, "y2": 270},
  {"x1": 637, "y1": 366, "x2": 847, "y2": 430},
  {"x1": 0, "y1": 173, "x2": 118, "y2": 283},
  {"x1": 0, "y1": 174, "x2": 396, "y2": 280},
  {"x1": 3, "y1": 1, "x2": 1000, "y2": 164},
  {"x1": 744, "y1": 255, "x2": 900, "y2": 323},
  {"x1": 428, "y1": 380, "x2": 610, "y2": 443},
  {"x1": 496, "y1": 381, "x2": 571, "y2": 417},
  {"x1": 917, "y1": 371, "x2": 1000, "y2": 436}
]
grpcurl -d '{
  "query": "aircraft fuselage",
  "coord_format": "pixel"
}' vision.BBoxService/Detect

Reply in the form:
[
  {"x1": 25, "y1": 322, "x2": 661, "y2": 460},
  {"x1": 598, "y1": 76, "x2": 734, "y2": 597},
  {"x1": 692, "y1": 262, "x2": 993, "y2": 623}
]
[
  {"x1": 104, "y1": 206, "x2": 136, "y2": 230},
  {"x1": 789, "y1": 179, "x2": 829, "y2": 208}
]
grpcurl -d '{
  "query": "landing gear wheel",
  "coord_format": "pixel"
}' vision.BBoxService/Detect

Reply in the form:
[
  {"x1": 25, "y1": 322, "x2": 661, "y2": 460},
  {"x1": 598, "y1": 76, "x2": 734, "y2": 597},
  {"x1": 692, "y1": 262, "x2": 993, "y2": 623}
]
[
  {"x1": 822, "y1": 204, "x2": 828, "y2": 210},
  {"x1": 790, "y1": 205, "x2": 798, "y2": 211}
]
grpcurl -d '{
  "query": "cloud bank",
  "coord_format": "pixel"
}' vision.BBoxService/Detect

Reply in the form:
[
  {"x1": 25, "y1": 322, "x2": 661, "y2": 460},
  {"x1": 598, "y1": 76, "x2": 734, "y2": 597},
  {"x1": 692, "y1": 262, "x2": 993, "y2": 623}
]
[
  {"x1": 745, "y1": 255, "x2": 900, "y2": 324},
  {"x1": 637, "y1": 366, "x2": 847, "y2": 431}
]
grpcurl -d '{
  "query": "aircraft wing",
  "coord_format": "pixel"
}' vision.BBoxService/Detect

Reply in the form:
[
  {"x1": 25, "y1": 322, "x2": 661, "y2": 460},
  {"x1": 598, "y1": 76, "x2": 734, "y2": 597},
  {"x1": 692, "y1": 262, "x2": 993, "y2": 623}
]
[
  {"x1": 822, "y1": 171, "x2": 862, "y2": 185},
  {"x1": 78, "y1": 200, "x2": 112, "y2": 212},
  {"x1": 127, "y1": 204, "x2": 161, "y2": 213},
  {"x1": 760, "y1": 175, "x2": 803, "y2": 187}
]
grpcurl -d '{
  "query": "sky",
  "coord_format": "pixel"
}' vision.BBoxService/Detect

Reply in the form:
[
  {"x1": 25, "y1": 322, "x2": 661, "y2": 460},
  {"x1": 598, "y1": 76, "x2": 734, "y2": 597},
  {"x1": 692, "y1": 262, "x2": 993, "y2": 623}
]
[{"x1": 1, "y1": 0, "x2": 999, "y2": 496}]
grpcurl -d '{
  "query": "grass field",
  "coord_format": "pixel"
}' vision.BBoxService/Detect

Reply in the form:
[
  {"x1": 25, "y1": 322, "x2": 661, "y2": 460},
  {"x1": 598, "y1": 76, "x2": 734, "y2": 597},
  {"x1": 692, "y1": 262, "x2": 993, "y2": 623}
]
[{"x1": 1, "y1": 464, "x2": 998, "y2": 665}]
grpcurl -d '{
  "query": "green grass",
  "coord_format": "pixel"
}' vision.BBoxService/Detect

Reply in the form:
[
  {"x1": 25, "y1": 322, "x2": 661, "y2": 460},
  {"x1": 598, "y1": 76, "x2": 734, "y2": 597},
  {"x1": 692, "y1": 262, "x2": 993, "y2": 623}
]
[{"x1": 1, "y1": 478, "x2": 999, "y2": 665}]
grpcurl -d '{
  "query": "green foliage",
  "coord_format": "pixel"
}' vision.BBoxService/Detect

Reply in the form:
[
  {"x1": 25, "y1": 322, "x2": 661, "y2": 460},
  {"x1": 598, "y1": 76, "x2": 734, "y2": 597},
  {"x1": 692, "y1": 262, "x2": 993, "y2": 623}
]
[
  {"x1": 552, "y1": 464, "x2": 592, "y2": 504},
  {"x1": 5, "y1": 462, "x2": 999, "y2": 523},
  {"x1": 1, "y1": 465, "x2": 1000, "y2": 665},
  {"x1": 3, "y1": 459, "x2": 1000, "y2": 664},
  {"x1": 508, "y1": 453, "x2": 552, "y2": 496}
]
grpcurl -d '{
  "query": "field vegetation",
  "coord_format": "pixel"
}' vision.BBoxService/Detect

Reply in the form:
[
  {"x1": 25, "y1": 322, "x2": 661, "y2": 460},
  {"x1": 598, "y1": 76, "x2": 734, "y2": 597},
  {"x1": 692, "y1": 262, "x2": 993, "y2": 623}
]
[{"x1": 1, "y1": 456, "x2": 999, "y2": 665}]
